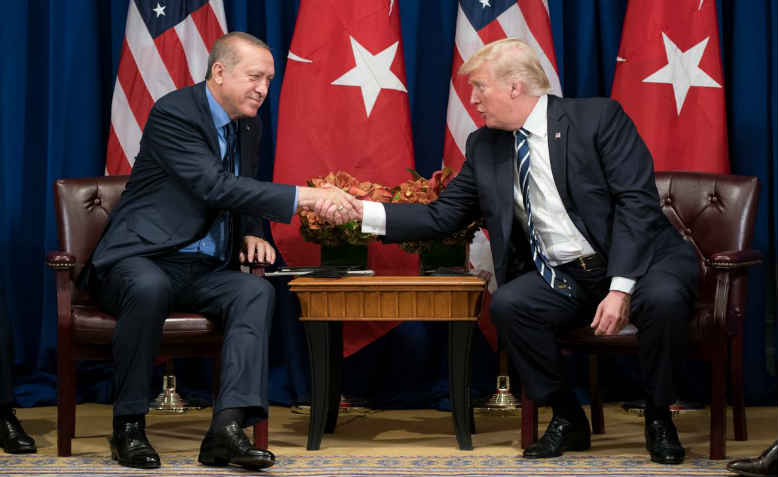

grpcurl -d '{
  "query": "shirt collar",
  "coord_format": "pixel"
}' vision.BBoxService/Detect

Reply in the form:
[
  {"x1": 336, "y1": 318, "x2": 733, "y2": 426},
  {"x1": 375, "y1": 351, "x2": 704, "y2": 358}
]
[
  {"x1": 520, "y1": 94, "x2": 548, "y2": 138},
  {"x1": 205, "y1": 84, "x2": 232, "y2": 130}
]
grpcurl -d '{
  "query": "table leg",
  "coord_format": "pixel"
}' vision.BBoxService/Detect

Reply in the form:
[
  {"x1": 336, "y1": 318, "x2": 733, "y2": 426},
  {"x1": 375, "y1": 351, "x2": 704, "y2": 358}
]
[
  {"x1": 303, "y1": 321, "x2": 331, "y2": 450},
  {"x1": 325, "y1": 322, "x2": 342, "y2": 433},
  {"x1": 449, "y1": 321, "x2": 474, "y2": 450}
]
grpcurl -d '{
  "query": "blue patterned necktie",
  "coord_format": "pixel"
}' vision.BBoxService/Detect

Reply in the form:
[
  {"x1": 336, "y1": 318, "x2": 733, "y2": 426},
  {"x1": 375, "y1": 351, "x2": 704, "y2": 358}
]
[{"x1": 515, "y1": 128, "x2": 575, "y2": 298}]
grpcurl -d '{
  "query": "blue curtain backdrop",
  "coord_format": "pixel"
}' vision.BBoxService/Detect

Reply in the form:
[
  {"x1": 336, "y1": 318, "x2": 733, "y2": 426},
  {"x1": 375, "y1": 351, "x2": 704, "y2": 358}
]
[{"x1": 1, "y1": 0, "x2": 775, "y2": 408}]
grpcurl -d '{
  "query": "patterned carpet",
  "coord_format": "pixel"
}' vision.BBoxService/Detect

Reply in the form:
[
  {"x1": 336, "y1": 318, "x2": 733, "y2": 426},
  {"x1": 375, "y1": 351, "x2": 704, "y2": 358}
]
[
  {"x1": 0, "y1": 454, "x2": 736, "y2": 477},
  {"x1": 10, "y1": 404, "x2": 769, "y2": 477}
]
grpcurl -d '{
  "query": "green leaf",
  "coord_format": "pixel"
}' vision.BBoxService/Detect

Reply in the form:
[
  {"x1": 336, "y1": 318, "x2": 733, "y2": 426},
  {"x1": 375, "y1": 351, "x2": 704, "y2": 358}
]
[{"x1": 406, "y1": 168, "x2": 423, "y2": 180}]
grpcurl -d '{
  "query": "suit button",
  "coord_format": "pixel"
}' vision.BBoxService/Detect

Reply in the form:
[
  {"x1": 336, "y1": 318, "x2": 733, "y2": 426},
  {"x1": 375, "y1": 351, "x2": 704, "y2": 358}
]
[{"x1": 93, "y1": 198, "x2": 101, "y2": 206}]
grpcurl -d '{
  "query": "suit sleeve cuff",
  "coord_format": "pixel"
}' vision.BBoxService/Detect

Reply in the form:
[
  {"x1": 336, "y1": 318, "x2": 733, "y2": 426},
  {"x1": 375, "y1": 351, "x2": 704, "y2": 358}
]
[
  {"x1": 361, "y1": 201, "x2": 386, "y2": 235},
  {"x1": 610, "y1": 276, "x2": 636, "y2": 294}
]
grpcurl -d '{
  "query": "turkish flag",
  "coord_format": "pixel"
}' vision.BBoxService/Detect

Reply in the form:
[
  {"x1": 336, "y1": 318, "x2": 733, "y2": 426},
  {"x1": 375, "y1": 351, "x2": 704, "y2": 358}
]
[
  {"x1": 272, "y1": 0, "x2": 418, "y2": 356},
  {"x1": 610, "y1": 0, "x2": 729, "y2": 173}
]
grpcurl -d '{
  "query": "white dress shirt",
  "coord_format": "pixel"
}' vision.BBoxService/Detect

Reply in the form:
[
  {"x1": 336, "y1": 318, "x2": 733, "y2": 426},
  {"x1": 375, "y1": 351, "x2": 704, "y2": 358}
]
[{"x1": 362, "y1": 95, "x2": 635, "y2": 295}]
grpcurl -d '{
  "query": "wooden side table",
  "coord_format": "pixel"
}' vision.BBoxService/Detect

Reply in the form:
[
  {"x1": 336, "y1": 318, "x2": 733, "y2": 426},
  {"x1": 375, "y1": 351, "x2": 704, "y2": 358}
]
[{"x1": 290, "y1": 275, "x2": 485, "y2": 451}]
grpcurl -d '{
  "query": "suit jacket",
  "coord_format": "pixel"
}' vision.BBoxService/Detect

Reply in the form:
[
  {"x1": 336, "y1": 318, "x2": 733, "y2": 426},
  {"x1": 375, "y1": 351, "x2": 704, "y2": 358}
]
[
  {"x1": 383, "y1": 95, "x2": 690, "y2": 286},
  {"x1": 81, "y1": 82, "x2": 296, "y2": 285}
]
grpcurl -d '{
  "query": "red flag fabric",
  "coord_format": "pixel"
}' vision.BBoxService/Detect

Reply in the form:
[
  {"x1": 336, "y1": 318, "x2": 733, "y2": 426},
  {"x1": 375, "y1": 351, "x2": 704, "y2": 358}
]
[
  {"x1": 443, "y1": 0, "x2": 562, "y2": 350},
  {"x1": 106, "y1": 0, "x2": 228, "y2": 175},
  {"x1": 611, "y1": 0, "x2": 729, "y2": 173},
  {"x1": 272, "y1": 0, "x2": 418, "y2": 356}
]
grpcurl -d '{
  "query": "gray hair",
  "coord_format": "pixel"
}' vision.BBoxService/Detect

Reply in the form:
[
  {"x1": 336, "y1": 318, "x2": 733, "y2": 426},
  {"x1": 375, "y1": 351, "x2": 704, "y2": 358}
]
[{"x1": 205, "y1": 32, "x2": 270, "y2": 80}]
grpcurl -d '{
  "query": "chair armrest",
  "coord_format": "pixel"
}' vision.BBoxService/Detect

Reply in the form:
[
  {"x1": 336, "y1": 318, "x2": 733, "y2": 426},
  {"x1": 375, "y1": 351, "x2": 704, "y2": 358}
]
[
  {"x1": 707, "y1": 249, "x2": 762, "y2": 270},
  {"x1": 47, "y1": 251, "x2": 76, "y2": 270}
]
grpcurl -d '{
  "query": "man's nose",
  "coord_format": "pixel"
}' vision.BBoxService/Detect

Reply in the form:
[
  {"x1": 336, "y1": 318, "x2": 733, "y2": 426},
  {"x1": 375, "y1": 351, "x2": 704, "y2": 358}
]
[
  {"x1": 469, "y1": 89, "x2": 478, "y2": 105},
  {"x1": 256, "y1": 80, "x2": 269, "y2": 97}
]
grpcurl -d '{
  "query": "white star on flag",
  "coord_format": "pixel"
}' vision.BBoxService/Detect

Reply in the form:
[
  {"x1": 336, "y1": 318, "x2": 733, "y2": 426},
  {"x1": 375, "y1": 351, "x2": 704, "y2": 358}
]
[
  {"x1": 643, "y1": 32, "x2": 722, "y2": 115},
  {"x1": 479, "y1": 0, "x2": 491, "y2": 7},
  {"x1": 331, "y1": 36, "x2": 407, "y2": 117},
  {"x1": 152, "y1": 2, "x2": 166, "y2": 18}
]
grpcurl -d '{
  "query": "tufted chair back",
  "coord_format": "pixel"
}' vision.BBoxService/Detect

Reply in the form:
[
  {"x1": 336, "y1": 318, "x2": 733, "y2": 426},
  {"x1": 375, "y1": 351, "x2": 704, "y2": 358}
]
[
  {"x1": 655, "y1": 172, "x2": 759, "y2": 341},
  {"x1": 53, "y1": 176, "x2": 128, "y2": 305}
]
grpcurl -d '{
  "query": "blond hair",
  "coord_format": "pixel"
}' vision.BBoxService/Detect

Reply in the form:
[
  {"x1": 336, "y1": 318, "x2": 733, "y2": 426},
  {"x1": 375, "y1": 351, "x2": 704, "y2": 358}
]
[{"x1": 459, "y1": 38, "x2": 550, "y2": 96}]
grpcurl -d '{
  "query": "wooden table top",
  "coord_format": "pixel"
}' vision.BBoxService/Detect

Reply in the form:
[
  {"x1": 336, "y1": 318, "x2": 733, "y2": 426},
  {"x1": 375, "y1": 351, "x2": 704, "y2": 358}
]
[
  {"x1": 289, "y1": 275, "x2": 485, "y2": 290},
  {"x1": 290, "y1": 275, "x2": 486, "y2": 322}
]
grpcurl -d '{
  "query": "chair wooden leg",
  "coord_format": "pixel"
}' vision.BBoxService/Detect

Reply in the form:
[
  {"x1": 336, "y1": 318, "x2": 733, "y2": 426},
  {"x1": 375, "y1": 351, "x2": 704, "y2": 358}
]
[
  {"x1": 253, "y1": 418, "x2": 268, "y2": 450},
  {"x1": 521, "y1": 391, "x2": 538, "y2": 448},
  {"x1": 588, "y1": 354, "x2": 604, "y2": 434},
  {"x1": 710, "y1": 352, "x2": 727, "y2": 459},
  {"x1": 730, "y1": 333, "x2": 747, "y2": 441},
  {"x1": 57, "y1": 357, "x2": 76, "y2": 457}
]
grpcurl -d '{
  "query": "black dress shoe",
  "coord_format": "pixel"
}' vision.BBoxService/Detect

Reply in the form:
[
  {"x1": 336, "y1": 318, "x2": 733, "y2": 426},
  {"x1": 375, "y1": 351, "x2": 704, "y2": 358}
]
[
  {"x1": 726, "y1": 440, "x2": 778, "y2": 477},
  {"x1": 109, "y1": 421, "x2": 161, "y2": 469},
  {"x1": 0, "y1": 411, "x2": 36, "y2": 454},
  {"x1": 198, "y1": 421, "x2": 275, "y2": 470},
  {"x1": 645, "y1": 418, "x2": 685, "y2": 465},
  {"x1": 523, "y1": 415, "x2": 591, "y2": 458}
]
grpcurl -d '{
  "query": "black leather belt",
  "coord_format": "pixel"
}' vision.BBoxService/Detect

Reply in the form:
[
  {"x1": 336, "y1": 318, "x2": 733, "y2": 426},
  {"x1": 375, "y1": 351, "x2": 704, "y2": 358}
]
[{"x1": 561, "y1": 253, "x2": 605, "y2": 272}]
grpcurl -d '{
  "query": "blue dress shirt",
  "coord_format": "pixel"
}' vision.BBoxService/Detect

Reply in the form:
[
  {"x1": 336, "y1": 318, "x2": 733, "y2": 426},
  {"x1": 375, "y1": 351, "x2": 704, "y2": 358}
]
[{"x1": 179, "y1": 86, "x2": 238, "y2": 261}]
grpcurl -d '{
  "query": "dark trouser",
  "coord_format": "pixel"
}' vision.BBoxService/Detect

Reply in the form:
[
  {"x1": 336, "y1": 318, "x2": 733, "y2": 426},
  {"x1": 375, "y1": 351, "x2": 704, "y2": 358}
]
[
  {"x1": 94, "y1": 253, "x2": 274, "y2": 426},
  {"x1": 0, "y1": 286, "x2": 13, "y2": 406},
  {"x1": 489, "y1": 243, "x2": 698, "y2": 407}
]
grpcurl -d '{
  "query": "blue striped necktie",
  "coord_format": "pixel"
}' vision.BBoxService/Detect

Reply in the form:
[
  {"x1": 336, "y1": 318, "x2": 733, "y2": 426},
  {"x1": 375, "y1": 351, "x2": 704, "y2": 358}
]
[{"x1": 515, "y1": 128, "x2": 575, "y2": 298}]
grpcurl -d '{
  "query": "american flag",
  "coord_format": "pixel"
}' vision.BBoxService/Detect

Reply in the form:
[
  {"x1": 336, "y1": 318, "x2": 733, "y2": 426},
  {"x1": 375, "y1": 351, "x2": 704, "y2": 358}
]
[
  {"x1": 106, "y1": 0, "x2": 227, "y2": 175},
  {"x1": 444, "y1": 0, "x2": 562, "y2": 349}
]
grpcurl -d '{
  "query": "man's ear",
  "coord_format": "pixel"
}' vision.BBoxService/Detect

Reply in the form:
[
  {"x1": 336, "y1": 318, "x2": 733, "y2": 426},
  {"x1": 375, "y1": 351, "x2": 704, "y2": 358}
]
[
  {"x1": 510, "y1": 78, "x2": 522, "y2": 98},
  {"x1": 212, "y1": 62, "x2": 225, "y2": 85}
]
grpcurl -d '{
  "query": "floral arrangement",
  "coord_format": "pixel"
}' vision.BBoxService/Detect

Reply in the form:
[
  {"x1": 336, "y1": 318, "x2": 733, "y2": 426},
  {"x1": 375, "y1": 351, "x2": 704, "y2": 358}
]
[{"x1": 298, "y1": 168, "x2": 481, "y2": 252}]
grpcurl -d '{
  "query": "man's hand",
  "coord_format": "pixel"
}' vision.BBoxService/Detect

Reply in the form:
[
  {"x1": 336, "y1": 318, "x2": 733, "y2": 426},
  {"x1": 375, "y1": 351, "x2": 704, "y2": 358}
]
[
  {"x1": 297, "y1": 185, "x2": 361, "y2": 225},
  {"x1": 312, "y1": 195, "x2": 363, "y2": 224},
  {"x1": 240, "y1": 235, "x2": 276, "y2": 265},
  {"x1": 590, "y1": 290, "x2": 631, "y2": 336}
]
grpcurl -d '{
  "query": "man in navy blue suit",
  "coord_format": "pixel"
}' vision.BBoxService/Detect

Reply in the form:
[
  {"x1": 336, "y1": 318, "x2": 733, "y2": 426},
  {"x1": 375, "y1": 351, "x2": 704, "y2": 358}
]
[
  {"x1": 320, "y1": 38, "x2": 699, "y2": 464},
  {"x1": 0, "y1": 286, "x2": 36, "y2": 454},
  {"x1": 82, "y1": 32, "x2": 357, "y2": 470}
]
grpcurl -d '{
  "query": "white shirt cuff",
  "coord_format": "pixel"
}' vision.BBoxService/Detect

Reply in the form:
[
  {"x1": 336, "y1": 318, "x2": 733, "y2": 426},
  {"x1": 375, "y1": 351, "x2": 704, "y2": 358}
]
[
  {"x1": 361, "y1": 200, "x2": 387, "y2": 235},
  {"x1": 609, "y1": 276, "x2": 636, "y2": 294}
]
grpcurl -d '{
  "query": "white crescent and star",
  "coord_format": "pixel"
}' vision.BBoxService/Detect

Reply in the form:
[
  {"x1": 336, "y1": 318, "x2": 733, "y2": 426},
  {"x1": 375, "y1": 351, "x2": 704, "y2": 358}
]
[
  {"x1": 331, "y1": 36, "x2": 407, "y2": 117},
  {"x1": 641, "y1": 32, "x2": 721, "y2": 115}
]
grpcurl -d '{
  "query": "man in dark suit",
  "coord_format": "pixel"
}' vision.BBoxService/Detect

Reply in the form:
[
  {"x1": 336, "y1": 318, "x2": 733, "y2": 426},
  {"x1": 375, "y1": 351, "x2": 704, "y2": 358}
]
[
  {"x1": 319, "y1": 38, "x2": 698, "y2": 464},
  {"x1": 0, "y1": 286, "x2": 36, "y2": 454},
  {"x1": 81, "y1": 32, "x2": 357, "y2": 470}
]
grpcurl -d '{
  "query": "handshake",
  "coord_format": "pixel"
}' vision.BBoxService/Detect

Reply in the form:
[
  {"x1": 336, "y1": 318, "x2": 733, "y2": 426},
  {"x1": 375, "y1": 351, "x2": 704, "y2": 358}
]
[{"x1": 297, "y1": 185, "x2": 364, "y2": 225}]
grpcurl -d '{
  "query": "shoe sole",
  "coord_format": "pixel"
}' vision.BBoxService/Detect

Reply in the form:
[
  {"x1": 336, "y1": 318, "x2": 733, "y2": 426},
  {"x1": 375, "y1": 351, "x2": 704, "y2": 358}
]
[
  {"x1": 3, "y1": 446, "x2": 36, "y2": 454},
  {"x1": 523, "y1": 440, "x2": 591, "y2": 459},
  {"x1": 725, "y1": 471, "x2": 770, "y2": 477},
  {"x1": 199, "y1": 454, "x2": 275, "y2": 470},
  {"x1": 649, "y1": 454, "x2": 684, "y2": 465}
]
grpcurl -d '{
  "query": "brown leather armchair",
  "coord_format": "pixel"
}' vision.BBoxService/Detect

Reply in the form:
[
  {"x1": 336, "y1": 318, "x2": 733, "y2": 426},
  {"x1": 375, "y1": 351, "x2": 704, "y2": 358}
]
[
  {"x1": 519, "y1": 171, "x2": 762, "y2": 460},
  {"x1": 46, "y1": 176, "x2": 268, "y2": 457}
]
